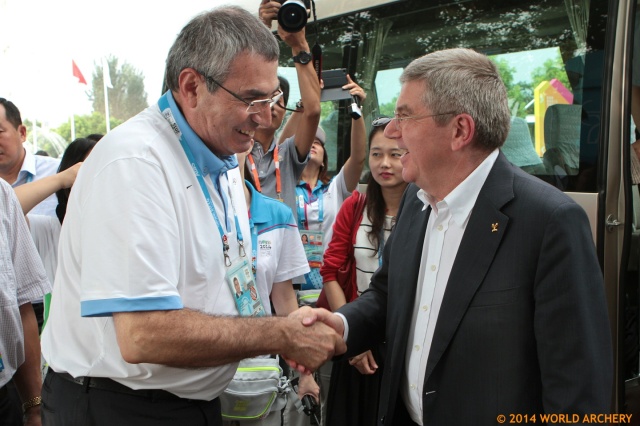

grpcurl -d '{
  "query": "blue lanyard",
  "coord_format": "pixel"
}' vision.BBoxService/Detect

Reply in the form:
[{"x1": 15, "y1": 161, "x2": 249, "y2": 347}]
[
  {"x1": 158, "y1": 96, "x2": 245, "y2": 266},
  {"x1": 296, "y1": 183, "x2": 324, "y2": 230}
]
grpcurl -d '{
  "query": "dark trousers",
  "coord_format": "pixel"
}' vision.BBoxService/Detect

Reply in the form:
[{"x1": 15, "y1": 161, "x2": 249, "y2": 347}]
[
  {"x1": 42, "y1": 370, "x2": 222, "y2": 426},
  {"x1": 0, "y1": 383, "x2": 22, "y2": 426}
]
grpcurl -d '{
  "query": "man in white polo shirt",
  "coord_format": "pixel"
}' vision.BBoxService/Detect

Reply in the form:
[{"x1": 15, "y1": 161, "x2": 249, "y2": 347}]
[
  {"x1": 0, "y1": 98, "x2": 60, "y2": 217},
  {"x1": 40, "y1": 7, "x2": 344, "y2": 426}
]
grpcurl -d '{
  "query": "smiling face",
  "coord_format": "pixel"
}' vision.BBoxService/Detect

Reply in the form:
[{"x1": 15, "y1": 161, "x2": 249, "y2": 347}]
[
  {"x1": 368, "y1": 132, "x2": 406, "y2": 190},
  {"x1": 189, "y1": 51, "x2": 280, "y2": 157},
  {"x1": 384, "y1": 80, "x2": 456, "y2": 194}
]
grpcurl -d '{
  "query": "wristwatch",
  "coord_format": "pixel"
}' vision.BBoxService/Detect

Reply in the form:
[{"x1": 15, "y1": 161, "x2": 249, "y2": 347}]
[{"x1": 292, "y1": 51, "x2": 312, "y2": 65}]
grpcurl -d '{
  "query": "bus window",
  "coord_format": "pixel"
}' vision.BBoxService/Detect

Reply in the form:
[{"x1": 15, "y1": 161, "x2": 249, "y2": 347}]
[{"x1": 275, "y1": 0, "x2": 608, "y2": 191}]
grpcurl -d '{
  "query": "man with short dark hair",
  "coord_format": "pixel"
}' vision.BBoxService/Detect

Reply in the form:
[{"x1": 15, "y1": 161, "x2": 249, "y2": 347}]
[
  {"x1": 40, "y1": 6, "x2": 344, "y2": 426},
  {"x1": 0, "y1": 98, "x2": 60, "y2": 217}
]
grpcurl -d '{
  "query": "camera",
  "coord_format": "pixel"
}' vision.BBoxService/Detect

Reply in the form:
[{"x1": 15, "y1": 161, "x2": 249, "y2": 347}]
[{"x1": 278, "y1": 0, "x2": 311, "y2": 33}]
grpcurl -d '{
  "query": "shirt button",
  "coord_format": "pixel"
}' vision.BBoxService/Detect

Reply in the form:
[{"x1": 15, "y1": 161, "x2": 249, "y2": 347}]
[
  {"x1": 414, "y1": 345, "x2": 420, "y2": 351},
  {"x1": 437, "y1": 225, "x2": 443, "y2": 231},
  {"x1": 410, "y1": 384, "x2": 416, "y2": 390},
  {"x1": 430, "y1": 265, "x2": 436, "y2": 271},
  {"x1": 422, "y1": 305, "x2": 429, "y2": 311}
]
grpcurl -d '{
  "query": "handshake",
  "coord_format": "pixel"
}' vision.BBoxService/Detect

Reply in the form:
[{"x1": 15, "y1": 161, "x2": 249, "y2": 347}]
[{"x1": 281, "y1": 306, "x2": 347, "y2": 374}]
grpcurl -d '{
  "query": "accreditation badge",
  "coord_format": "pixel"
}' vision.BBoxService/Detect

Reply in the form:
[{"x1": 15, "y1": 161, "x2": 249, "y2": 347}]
[
  {"x1": 300, "y1": 230, "x2": 324, "y2": 290},
  {"x1": 225, "y1": 258, "x2": 266, "y2": 317}
]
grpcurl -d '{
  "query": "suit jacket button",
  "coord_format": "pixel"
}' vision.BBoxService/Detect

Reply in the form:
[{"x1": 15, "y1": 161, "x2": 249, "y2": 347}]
[{"x1": 380, "y1": 416, "x2": 385, "y2": 424}]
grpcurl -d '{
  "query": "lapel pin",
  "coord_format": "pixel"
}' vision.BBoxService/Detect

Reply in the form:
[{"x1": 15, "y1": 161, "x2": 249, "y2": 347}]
[{"x1": 491, "y1": 223, "x2": 499, "y2": 233}]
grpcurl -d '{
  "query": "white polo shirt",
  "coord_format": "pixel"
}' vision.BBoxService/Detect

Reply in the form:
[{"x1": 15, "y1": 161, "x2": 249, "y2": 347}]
[
  {"x1": 41, "y1": 96, "x2": 251, "y2": 401},
  {"x1": 247, "y1": 182, "x2": 309, "y2": 316}
]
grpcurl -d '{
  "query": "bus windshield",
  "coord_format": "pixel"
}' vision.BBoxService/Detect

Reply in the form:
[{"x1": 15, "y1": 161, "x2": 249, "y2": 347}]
[{"x1": 278, "y1": 0, "x2": 609, "y2": 192}]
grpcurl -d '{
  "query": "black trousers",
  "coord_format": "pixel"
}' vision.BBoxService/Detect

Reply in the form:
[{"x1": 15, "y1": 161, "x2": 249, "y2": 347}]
[
  {"x1": 42, "y1": 370, "x2": 222, "y2": 426},
  {"x1": 0, "y1": 383, "x2": 22, "y2": 426}
]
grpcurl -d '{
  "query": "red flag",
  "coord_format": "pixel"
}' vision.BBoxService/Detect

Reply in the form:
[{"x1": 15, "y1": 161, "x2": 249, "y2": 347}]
[{"x1": 72, "y1": 60, "x2": 87, "y2": 85}]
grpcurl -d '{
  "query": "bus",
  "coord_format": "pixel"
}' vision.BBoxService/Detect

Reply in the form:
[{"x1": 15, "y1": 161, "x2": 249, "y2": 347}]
[{"x1": 270, "y1": 0, "x2": 640, "y2": 415}]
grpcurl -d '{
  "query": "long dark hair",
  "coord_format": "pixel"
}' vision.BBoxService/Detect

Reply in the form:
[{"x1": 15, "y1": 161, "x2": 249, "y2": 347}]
[
  {"x1": 365, "y1": 124, "x2": 390, "y2": 251},
  {"x1": 55, "y1": 137, "x2": 98, "y2": 223}
]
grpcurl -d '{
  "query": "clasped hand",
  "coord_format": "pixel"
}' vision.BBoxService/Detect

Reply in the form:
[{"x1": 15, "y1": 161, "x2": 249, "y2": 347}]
[{"x1": 283, "y1": 306, "x2": 346, "y2": 374}]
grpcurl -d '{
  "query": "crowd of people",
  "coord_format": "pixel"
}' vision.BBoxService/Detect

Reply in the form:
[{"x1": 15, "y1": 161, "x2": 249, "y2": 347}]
[{"x1": 0, "y1": 2, "x2": 614, "y2": 426}]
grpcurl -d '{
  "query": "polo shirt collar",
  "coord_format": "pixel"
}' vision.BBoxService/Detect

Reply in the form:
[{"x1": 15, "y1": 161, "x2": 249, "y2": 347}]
[
  {"x1": 163, "y1": 91, "x2": 237, "y2": 178},
  {"x1": 246, "y1": 181, "x2": 270, "y2": 224}
]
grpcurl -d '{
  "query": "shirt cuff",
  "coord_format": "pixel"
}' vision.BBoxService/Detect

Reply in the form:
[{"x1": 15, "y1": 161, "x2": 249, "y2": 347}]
[{"x1": 335, "y1": 312, "x2": 349, "y2": 342}]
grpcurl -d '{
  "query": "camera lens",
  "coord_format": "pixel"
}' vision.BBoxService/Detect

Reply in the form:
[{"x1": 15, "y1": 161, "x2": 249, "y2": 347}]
[{"x1": 277, "y1": 0, "x2": 308, "y2": 33}]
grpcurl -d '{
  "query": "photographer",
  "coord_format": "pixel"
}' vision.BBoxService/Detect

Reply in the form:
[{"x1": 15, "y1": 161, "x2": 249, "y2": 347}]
[{"x1": 247, "y1": 0, "x2": 321, "y2": 224}]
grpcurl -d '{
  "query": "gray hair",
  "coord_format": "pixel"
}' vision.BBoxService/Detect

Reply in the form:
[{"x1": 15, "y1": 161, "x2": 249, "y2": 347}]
[
  {"x1": 400, "y1": 48, "x2": 511, "y2": 151},
  {"x1": 165, "y1": 6, "x2": 280, "y2": 93}
]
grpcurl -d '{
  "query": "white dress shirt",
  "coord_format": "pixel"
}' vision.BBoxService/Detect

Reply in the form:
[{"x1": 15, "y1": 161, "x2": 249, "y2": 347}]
[{"x1": 402, "y1": 149, "x2": 498, "y2": 425}]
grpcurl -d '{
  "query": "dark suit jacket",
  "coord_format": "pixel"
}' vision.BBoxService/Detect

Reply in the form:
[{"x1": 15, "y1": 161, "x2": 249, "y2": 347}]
[{"x1": 338, "y1": 152, "x2": 612, "y2": 425}]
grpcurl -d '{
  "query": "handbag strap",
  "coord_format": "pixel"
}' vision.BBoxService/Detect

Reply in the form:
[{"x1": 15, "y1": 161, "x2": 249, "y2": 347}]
[{"x1": 350, "y1": 192, "x2": 366, "y2": 245}]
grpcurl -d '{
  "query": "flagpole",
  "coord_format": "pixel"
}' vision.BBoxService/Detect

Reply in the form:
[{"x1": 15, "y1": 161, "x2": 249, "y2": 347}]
[
  {"x1": 103, "y1": 58, "x2": 111, "y2": 133},
  {"x1": 71, "y1": 59, "x2": 88, "y2": 141}
]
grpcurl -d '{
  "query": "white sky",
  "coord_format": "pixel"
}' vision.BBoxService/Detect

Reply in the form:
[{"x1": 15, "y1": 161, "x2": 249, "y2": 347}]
[
  {"x1": 0, "y1": 0, "x2": 559, "y2": 130},
  {"x1": 0, "y1": 0, "x2": 260, "y2": 129}
]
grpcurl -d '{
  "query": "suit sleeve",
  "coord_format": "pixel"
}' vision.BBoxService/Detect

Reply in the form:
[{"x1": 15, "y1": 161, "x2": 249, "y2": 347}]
[
  {"x1": 533, "y1": 201, "x2": 612, "y2": 413},
  {"x1": 336, "y1": 186, "x2": 417, "y2": 357}
]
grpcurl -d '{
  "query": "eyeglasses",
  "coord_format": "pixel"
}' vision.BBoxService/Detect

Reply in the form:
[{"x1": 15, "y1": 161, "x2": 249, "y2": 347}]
[
  {"x1": 198, "y1": 71, "x2": 283, "y2": 115},
  {"x1": 391, "y1": 111, "x2": 456, "y2": 130}
]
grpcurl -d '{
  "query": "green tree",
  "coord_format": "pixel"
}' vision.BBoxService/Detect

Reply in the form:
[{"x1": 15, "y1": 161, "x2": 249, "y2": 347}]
[
  {"x1": 54, "y1": 112, "x2": 122, "y2": 144},
  {"x1": 92, "y1": 55, "x2": 148, "y2": 121},
  {"x1": 490, "y1": 58, "x2": 533, "y2": 118},
  {"x1": 378, "y1": 96, "x2": 397, "y2": 118},
  {"x1": 530, "y1": 56, "x2": 571, "y2": 94}
]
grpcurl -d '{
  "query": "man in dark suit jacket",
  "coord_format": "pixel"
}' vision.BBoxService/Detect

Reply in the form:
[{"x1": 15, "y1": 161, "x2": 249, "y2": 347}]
[{"x1": 289, "y1": 48, "x2": 612, "y2": 425}]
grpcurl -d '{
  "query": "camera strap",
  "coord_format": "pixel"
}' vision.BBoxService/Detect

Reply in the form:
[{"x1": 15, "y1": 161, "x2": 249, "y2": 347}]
[
  {"x1": 312, "y1": 43, "x2": 322, "y2": 82},
  {"x1": 309, "y1": 0, "x2": 322, "y2": 82}
]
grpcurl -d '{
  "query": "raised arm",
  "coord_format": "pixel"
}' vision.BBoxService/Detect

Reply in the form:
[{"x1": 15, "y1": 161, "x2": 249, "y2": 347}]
[
  {"x1": 278, "y1": 27, "x2": 321, "y2": 161},
  {"x1": 341, "y1": 75, "x2": 367, "y2": 191},
  {"x1": 13, "y1": 163, "x2": 81, "y2": 214}
]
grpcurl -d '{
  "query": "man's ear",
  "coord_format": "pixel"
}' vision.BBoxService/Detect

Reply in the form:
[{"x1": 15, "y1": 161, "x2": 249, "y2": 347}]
[
  {"x1": 177, "y1": 68, "x2": 203, "y2": 109},
  {"x1": 451, "y1": 113, "x2": 475, "y2": 151},
  {"x1": 18, "y1": 124, "x2": 27, "y2": 143}
]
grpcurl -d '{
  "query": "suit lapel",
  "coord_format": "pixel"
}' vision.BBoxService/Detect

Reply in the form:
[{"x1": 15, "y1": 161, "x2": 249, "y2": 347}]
[{"x1": 423, "y1": 153, "x2": 515, "y2": 383}]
